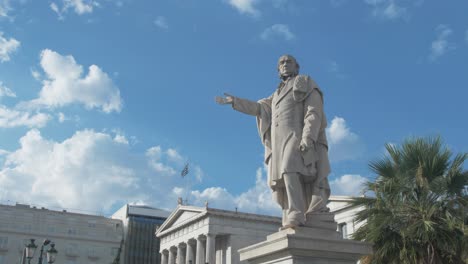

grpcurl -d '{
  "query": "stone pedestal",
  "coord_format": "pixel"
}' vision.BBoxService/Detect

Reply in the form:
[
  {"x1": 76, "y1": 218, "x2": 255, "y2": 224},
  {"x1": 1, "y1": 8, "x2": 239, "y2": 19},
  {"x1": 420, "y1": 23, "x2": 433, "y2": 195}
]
[{"x1": 238, "y1": 213, "x2": 372, "y2": 264}]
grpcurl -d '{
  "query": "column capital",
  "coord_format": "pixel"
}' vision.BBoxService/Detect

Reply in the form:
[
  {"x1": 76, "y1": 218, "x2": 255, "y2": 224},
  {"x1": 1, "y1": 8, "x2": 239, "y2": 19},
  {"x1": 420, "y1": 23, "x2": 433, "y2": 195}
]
[
  {"x1": 178, "y1": 242, "x2": 187, "y2": 248},
  {"x1": 169, "y1": 246, "x2": 178, "y2": 252}
]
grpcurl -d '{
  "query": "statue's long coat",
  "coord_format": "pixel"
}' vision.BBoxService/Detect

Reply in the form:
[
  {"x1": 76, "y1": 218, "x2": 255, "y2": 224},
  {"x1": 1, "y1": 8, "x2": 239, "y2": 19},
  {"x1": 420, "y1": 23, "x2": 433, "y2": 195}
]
[{"x1": 232, "y1": 75, "x2": 331, "y2": 207}]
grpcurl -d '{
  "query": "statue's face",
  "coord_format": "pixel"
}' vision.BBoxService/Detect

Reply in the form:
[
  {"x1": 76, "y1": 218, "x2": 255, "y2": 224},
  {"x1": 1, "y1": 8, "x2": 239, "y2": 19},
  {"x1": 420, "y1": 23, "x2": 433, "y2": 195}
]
[{"x1": 278, "y1": 55, "x2": 298, "y2": 77}]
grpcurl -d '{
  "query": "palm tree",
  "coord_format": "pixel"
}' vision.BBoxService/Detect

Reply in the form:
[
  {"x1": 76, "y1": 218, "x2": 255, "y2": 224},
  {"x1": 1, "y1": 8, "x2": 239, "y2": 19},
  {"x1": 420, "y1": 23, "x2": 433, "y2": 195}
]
[{"x1": 351, "y1": 136, "x2": 468, "y2": 264}]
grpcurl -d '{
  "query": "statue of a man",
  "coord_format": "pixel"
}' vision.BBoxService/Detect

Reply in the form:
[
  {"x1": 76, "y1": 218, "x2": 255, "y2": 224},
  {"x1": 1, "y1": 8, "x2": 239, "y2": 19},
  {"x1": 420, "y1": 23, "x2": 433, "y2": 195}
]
[{"x1": 216, "y1": 55, "x2": 331, "y2": 229}]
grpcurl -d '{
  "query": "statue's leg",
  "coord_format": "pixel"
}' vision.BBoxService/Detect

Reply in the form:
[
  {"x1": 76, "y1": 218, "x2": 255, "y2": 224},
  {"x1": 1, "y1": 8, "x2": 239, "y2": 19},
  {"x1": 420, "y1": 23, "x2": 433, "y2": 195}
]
[{"x1": 282, "y1": 172, "x2": 306, "y2": 227}]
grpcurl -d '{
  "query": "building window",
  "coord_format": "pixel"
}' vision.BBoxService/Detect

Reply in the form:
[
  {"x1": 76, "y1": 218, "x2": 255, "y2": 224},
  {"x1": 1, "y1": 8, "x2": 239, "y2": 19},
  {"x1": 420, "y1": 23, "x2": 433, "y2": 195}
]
[
  {"x1": 67, "y1": 228, "x2": 77, "y2": 235},
  {"x1": 65, "y1": 243, "x2": 79, "y2": 256},
  {"x1": 88, "y1": 220, "x2": 97, "y2": 228},
  {"x1": 339, "y1": 223, "x2": 348, "y2": 239},
  {"x1": 0, "y1": 237, "x2": 8, "y2": 249}
]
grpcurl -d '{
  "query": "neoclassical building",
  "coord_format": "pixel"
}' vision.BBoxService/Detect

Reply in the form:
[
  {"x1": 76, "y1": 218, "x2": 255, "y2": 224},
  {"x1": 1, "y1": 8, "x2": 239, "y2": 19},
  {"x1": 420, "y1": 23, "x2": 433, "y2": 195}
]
[
  {"x1": 155, "y1": 205, "x2": 281, "y2": 264},
  {"x1": 328, "y1": 196, "x2": 366, "y2": 239},
  {"x1": 0, "y1": 202, "x2": 123, "y2": 264}
]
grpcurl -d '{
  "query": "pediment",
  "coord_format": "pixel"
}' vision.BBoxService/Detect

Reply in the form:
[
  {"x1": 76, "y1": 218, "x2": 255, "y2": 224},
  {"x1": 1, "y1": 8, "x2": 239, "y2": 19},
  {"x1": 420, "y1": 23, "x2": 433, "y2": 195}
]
[{"x1": 156, "y1": 206, "x2": 206, "y2": 236}]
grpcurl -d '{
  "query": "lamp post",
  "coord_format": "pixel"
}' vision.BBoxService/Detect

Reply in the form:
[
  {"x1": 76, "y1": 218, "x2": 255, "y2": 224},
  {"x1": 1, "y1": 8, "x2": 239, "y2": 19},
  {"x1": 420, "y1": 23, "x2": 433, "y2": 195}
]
[{"x1": 25, "y1": 239, "x2": 58, "y2": 264}]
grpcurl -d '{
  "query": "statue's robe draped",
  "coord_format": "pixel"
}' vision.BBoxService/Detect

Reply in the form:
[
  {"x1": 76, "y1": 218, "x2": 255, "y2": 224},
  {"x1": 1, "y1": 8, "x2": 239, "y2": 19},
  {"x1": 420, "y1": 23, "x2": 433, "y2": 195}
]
[{"x1": 232, "y1": 75, "x2": 331, "y2": 209}]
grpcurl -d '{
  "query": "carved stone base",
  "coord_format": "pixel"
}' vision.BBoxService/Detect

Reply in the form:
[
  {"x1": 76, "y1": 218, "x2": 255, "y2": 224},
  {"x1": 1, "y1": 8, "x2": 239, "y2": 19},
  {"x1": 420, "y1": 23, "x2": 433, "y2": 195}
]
[{"x1": 239, "y1": 215, "x2": 372, "y2": 264}]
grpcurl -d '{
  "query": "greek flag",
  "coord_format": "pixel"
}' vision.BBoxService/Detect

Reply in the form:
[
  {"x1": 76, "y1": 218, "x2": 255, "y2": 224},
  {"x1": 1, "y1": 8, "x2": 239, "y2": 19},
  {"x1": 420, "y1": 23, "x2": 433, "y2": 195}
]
[{"x1": 181, "y1": 163, "x2": 189, "y2": 177}]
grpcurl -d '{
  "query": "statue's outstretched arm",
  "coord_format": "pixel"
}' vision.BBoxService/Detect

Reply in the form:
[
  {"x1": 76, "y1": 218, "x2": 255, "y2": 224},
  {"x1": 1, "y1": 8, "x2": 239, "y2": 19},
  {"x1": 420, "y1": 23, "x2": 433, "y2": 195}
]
[
  {"x1": 215, "y1": 93, "x2": 235, "y2": 105},
  {"x1": 215, "y1": 93, "x2": 261, "y2": 116}
]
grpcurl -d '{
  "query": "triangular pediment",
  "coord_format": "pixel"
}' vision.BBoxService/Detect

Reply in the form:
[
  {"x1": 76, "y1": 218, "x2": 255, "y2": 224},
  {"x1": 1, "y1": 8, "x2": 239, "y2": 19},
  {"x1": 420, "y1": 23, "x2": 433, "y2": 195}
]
[{"x1": 156, "y1": 205, "x2": 206, "y2": 236}]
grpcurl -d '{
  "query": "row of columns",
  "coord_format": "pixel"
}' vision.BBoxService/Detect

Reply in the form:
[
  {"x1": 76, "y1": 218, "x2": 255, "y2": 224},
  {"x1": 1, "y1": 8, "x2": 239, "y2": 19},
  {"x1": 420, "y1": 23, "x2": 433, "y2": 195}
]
[{"x1": 161, "y1": 234, "x2": 215, "y2": 264}]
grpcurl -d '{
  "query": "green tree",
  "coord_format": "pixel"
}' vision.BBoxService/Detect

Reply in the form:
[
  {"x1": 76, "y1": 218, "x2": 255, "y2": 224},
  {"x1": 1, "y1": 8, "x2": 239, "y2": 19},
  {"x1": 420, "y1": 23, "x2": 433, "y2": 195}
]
[{"x1": 351, "y1": 137, "x2": 468, "y2": 264}]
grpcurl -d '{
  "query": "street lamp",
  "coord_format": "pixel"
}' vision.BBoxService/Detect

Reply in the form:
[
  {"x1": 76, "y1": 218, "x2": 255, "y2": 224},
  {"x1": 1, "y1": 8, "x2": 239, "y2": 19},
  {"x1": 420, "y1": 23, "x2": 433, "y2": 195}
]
[{"x1": 24, "y1": 239, "x2": 58, "y2": 264}]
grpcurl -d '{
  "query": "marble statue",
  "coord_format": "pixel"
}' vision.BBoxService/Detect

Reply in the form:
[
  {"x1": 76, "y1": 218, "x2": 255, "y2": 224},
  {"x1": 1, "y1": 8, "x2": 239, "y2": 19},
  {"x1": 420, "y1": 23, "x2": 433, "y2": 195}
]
[{"x1": 216, "y1": 55, "x2": 331, "y2": 229}]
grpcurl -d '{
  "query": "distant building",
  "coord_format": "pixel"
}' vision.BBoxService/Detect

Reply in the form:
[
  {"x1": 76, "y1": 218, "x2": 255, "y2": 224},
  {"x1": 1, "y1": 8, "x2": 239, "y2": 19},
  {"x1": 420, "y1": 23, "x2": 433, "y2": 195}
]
[
  {"x1": 0, "y1": 203, "x2": 123, "y2": 264},
  {"x1": 112, "y1": 204, "x2": 170, "y2": 264},
  {"x1": 328, "y1": 196, "x2": 366, "y2": 239},
  {"x1": 156, "y1": 205, "x2": 281, "y2": 264}
]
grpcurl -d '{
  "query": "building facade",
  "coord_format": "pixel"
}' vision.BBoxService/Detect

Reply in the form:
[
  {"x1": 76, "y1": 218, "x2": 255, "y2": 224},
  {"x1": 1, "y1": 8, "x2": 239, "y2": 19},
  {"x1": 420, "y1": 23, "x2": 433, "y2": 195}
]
[
  {"x1": 0, "y1": 203, "x2": 123, "y2": 264},
  {"x1": 156, "y1": 205, "x2": 282, "y2": 264},
  {"x1": 328, "y1": 196, "x2": 366, "y2": 239},
  {"x1": 112, "y1": 204, "x2": 170, "y2": 264}
]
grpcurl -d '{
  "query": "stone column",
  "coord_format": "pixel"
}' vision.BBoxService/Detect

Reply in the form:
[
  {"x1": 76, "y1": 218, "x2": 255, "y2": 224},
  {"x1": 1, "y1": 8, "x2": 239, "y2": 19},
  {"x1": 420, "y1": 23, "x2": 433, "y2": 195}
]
[
  {"x1": 195, "y1": 235, "x2": 205, "y2": 264},
  {"x1": 186, "y1": 240, "x2": 195, "y2": 264},
  {"x1": 161, "y1": 250, "x2": 169, "y2": 264},
  {"x1": 206, "y1": 234, "x2": 216, "y2": 264},
  {"x1": 168, "y1": 247, "x2": 176, "y2": 264},
  {"x1": 177, "y1": 243, "x2": 186, "y2": 264}
]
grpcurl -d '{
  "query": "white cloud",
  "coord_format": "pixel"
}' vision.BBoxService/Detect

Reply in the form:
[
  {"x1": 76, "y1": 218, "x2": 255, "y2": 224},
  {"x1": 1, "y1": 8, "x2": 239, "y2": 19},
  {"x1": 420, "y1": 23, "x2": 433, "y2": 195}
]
[
  {"x1": 50, "y1": 0, "x2": 98, "y2": 18},
  {"x1": 25, "y1": 49, "x2": 122, "y2": 113},
  {"x1": 326, "y1": 116, "x2": 364, "y2": 162},
  {"x1": 0, "y1": 82, "x2": 15, "y2": 98},
  {"x1": 0, "y1": 129, "x2": 145, "y2": 212},
  {"x1": 187, "y1": 166, "x2": 280, "y2": 216},
  {"x1": 154, "y1": 16, "x2": 168, "y2": 30},
  {"x1": 330, "y1": 174, "x2": 367, "y2": 196},
  {"x1": 364, "y1": 0, "x2": 408, "y2": 20},
  {"x1": 57, "y1": 112, "x2": 66, "y2": 123},
  {"x1": 31, "y1": 69, "x2": 41, "y2": 81},
  {"x1": 0, "y1": 129, "x2": 210, "y2": 213},
  {"x1": 227, "y1": 0, "x2": 259, "y2": 16},
  {"x1": 146, "y1": 146, "x2": 177, "y2": 176},
  {"x1": 0, "y1": 105, "x2": 50, "y2": 128},
  {"x1": 0, "y1": 32, "x2": 20, "y2": 62},
  {"x1": 0, "y1": 0, "x2": 11, "y2": 18},
  {"x1": 260, "y1": 24, "x2": 295, "y2": 41},
  {"x1": 50, "y1": 3, "x2": 65, "y2": 20},
  {"x1": 167, "y1": 148, "x2": 183, "y2": 163},
  {"x1": 113, "y1": 134, "x2": 128, "y2": 145},
  {"x1": 429, "y1": 24, "x2": 455, "y2": 61}
]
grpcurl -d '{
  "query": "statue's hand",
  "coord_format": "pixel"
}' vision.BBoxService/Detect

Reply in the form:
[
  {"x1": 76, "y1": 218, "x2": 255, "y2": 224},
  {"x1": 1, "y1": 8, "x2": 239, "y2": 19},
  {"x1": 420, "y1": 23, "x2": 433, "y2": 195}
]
[
  {"x1": 215, "y1": 93, "x2": 235, "y2": 105},
  {"x1": 299, "y1": 140, "x2": 315, "y2": 152}
]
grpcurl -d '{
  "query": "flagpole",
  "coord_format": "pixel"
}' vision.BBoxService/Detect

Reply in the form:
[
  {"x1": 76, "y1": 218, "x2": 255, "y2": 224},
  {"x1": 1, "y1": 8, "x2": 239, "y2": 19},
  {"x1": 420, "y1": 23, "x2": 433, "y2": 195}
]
[{"x1": 180, "y1": 160, "x2": 190, "y2": 205}]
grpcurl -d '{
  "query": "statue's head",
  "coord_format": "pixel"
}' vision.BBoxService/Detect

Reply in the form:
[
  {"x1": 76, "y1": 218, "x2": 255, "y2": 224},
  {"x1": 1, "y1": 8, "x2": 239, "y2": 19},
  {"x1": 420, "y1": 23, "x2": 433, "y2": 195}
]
[{"x1": 277, "y1": 54, "x2": 299, "y2": 79}]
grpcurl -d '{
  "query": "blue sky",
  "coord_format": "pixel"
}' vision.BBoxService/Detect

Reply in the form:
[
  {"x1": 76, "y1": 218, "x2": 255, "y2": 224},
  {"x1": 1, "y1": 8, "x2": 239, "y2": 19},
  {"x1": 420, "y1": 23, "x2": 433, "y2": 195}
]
[{"x1": 0, "y1": 0, "x2": 467, "y2": 216}]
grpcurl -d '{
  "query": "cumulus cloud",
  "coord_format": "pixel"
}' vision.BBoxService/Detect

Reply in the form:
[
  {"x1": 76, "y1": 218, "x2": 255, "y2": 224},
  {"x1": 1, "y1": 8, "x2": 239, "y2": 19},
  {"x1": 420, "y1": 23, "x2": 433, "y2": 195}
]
[
  {"x1": 25, "y1": 49, "x2": 122, "y2": 113},
  {"x1": 227, "y1": 0, "x2": 259, "y2": 16},
  {"x1": 0, "y1": 32, "x2": 20, "y2": 62},
  {"x1": 0, "y1": 106, "x2": 50, "y2": 128},
  {"x1": 146, "y1": 146, "x2": 177, "y2": 176},
  {"x1": 260, "y1": 24, "x2": 295, "y2": 41},
  {"x1": 154, "y1": 16, "x2": 169, "y2": 30},
  {"x1": 0, "y1": 82, "x2": 15, "y2": 98},
  {"x1": 326, "y1": 116, "x2": 364, "y2": 162},
  {"x1": 429, "y1": 24, "x2": 455, "y2": 61},
  {"x1": 330, "y1": 174, "x2": 367, "y2": 196},
  {"x1": 364, "y1": 0, "x2": 408, "y2": 20},
  {"x1": 186, "y1": 166, "x2": 280, "y2": 216},
  {"x1": 50, "y1": 0, "x2": 98, "y2": 19},
  {"x1": 0, "y1": 128, "x2": 211, "y2": 213},
  {"x1": 0, "y1": 129, "x2": 146, "y2": 212}
]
